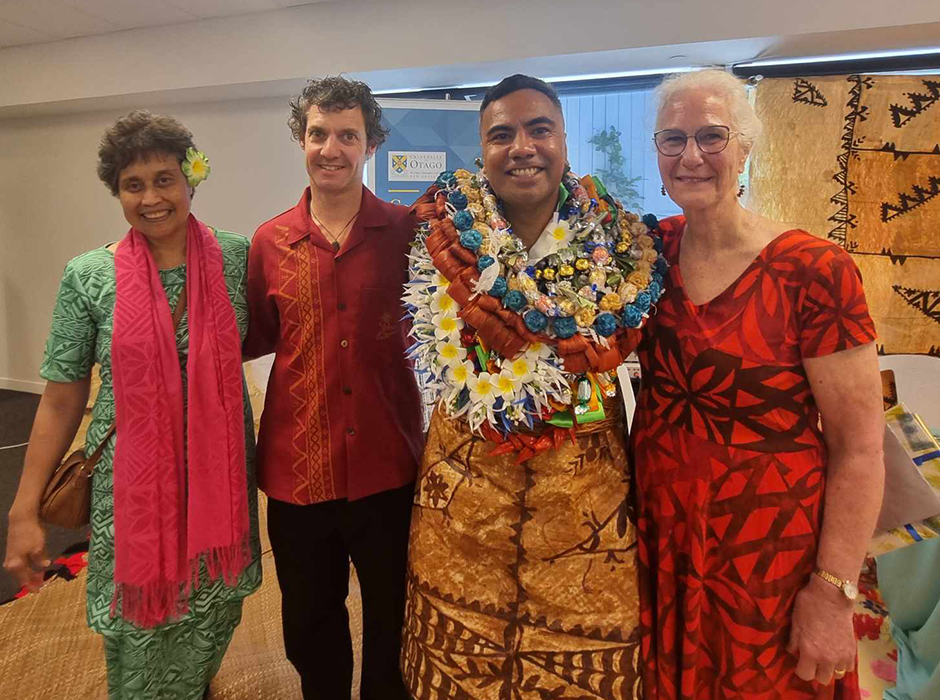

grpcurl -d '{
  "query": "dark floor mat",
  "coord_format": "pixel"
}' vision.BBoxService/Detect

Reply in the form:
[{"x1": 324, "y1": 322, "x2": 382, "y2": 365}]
[
  {"x1": 0, "y1": 389, "x2": 88, "y2": 602},
  {"x1": 0, "y1": 539, "x2": 89, "y2": 605},
  {"x1": 0, "y1": 389, "x2": 40, "y2": 445}
]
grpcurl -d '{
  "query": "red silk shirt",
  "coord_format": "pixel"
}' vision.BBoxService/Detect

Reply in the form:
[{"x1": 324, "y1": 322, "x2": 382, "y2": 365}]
[{"x1": 246, "y1": 186, "x2": 425, "y2": 504}]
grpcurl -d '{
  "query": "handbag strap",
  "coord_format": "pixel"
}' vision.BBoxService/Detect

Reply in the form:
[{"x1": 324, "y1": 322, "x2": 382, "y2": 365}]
[
  {"x1": 83, "y1": 423, "x2": 116, "y2": 469},
  {"x1": 84, "y1": 283, "x2": 188, "y2": 473}
]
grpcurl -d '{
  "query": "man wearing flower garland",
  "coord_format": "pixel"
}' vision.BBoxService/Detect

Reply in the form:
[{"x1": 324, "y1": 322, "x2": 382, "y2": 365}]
[
  {"x1": 400, "y1": 74, "x2": 663, "y2": 700},
  {"x1": 245, "y1": 76, "x2": 423, "y2": 700}
]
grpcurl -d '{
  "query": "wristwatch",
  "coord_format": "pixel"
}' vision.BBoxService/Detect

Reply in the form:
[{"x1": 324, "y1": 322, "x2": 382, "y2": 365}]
[{"x1": 813, "y1": 568, "x2": 859, "y2": 601}]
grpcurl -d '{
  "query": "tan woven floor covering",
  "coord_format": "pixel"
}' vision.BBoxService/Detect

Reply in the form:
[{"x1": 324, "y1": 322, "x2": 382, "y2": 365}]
[
  {"x1": 0, "y1": 366, "x2": 365, "y2": 699},
  {"x1": 0, "y1": 492, "x2": 365, "y2": 699}
]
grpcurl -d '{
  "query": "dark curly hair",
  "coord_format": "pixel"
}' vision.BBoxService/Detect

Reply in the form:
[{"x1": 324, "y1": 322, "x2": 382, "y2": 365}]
[
  {"x1": 288, "y1": 76, "x2": 389, "y2": 148},
  {"x1": 97, "y1": 110, "x2": 196, "y2": 196}
]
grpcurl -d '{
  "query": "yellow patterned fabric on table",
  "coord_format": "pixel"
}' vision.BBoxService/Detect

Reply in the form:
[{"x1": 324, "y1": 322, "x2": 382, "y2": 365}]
[
  {"x1": 750, "y1": 74, "x2": 940, "y2": 356},
  {"x1": 402, "y1": 406, "x2": 642, "y2": 700},
  {"x1": 869, "y1": 404, "x2": 940, "y2": 556}
]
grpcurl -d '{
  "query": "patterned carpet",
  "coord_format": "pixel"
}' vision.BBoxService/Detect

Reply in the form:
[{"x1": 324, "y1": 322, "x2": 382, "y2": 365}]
[{"x1": 0, "y1": 493, "x2": 364, "y2": 700}]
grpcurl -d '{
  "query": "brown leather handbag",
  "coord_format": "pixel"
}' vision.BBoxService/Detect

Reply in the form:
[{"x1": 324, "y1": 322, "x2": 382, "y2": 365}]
[
  {"x1": 40, "y1": 424, "x2": 115, "y2": 528},
  {"x1": 38, "y1": 284, "x2": 188, "y2": 529}
]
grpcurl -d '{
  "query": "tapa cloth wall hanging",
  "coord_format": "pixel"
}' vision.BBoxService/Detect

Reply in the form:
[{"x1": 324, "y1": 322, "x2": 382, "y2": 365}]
[{"x1": 749, "y1": 74, "x2": 940, "y2": 356}]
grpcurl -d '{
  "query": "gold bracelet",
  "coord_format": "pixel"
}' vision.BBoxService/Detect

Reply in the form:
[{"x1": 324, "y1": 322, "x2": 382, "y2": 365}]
[{"x1": 813, "y1": 567, "x2": 858, "y2": 601}]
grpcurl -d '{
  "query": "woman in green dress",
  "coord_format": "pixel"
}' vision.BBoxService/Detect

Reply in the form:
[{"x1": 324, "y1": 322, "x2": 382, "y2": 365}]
[{"x1": 3, "y1": 110, "x2": 261, "y2": 700}]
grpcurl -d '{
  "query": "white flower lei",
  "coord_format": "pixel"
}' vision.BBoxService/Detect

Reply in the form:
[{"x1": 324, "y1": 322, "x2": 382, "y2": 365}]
[{"x1": 405, "y1": 230, "x2": 571, "y2": 434}]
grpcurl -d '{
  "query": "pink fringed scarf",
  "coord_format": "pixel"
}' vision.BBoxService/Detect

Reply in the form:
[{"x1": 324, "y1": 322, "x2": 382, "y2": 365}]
[{"x1": 111, "y1": 215, "x2": 249, "y2": 628}]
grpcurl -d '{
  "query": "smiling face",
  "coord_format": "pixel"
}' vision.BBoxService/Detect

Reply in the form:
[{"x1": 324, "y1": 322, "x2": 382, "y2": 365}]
[
  {"x1": 302, "y1": 105, "x2": 375, "y2": 196},
  {"x1": 480, "y1": 88, "x2": 567, "y2": 214},
  {"x1": 656, "y1": 88, "x2": 749, "y2": 212},
  {"x1": 117, "y1": 152, "x2": 192, "y2": 243}
]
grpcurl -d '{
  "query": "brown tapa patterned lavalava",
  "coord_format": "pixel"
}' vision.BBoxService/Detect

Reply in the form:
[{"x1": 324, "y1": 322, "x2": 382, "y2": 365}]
[{"x1": 402, "y1": 403, "x2": 642, "y2": 700}]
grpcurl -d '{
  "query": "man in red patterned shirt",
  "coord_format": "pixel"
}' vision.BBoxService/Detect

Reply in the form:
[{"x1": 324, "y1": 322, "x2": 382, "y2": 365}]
[{"x1": 245, "y1": 76, "x2": 424, "y2": 700}]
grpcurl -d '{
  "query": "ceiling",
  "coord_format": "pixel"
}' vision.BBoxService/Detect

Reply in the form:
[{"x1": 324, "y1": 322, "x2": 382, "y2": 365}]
[
  {"x1": 0, "y1": 0, "x2": 333, "y2": 47},
  {"x1": 1, "y1": 0, "x2": 938, "y2": 119}
]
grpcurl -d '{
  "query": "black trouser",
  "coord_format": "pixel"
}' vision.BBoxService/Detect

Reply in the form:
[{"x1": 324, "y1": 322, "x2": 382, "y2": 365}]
[{"x1": 267, "y1": 483, "x2": 414, "y2": 700}]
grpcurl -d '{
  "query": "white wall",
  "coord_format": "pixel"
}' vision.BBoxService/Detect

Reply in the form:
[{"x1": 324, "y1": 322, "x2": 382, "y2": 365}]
[
  {"x1": 3, "y1": 0, "x2": 940, "y2": 389},
  {"x1": 0, "y1": 96, "x2": 308, "y2": 389}
]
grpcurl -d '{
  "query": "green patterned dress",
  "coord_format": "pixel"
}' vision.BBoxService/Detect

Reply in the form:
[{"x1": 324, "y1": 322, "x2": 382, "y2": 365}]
[{"x1": 40, "y1": 230, "x2": 263, "y2": 700}]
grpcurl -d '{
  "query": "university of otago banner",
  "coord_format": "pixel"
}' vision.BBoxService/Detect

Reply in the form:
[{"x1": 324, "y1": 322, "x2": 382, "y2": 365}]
[
  {"x1": 372, "y1": 101, "x2": 481, "y2": 206},
  {"x1": 388, "y1": 151, "x2": 448, "y2": 181}
]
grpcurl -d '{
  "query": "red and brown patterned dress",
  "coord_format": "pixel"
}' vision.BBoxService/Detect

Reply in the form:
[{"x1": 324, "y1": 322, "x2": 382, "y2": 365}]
[{"x1": 631, "y1": 216, "x2": 876, "y2": 700}]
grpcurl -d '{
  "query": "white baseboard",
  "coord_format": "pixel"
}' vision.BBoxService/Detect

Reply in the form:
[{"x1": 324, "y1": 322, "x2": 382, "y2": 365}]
[{"x1": 0, "y1": 377, "x2": 45, "y2": 394}]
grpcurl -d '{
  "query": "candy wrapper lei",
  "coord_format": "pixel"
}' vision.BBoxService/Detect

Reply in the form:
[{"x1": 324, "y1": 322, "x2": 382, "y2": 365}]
[{"x1": 403, "y1": 167, "x2": 667, "y2": 437}]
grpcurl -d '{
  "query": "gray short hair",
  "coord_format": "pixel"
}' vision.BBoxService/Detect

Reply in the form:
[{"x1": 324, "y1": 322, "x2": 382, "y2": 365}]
[{"x1": 655, "y1": 69, "x2": 763, "y2": 153}]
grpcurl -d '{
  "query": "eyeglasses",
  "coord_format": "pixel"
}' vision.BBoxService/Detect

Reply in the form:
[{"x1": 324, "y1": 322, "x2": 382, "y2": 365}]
[{"x1": 653, "y1": 125, "x2": 735, "y2": 157}]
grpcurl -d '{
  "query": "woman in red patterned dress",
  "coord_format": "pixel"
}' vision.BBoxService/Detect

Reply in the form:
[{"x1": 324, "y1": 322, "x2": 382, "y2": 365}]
[{"x1": 631, "y1": 69, "x2": 885, "y2": 700}]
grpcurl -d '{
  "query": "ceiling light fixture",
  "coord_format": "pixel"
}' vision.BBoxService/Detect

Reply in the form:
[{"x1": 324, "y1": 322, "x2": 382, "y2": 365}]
[
  {"x1": 736, "y1": 46, "x2": 940, "y2": 68},
  {"x1": 374, "y1": 65, "x2": 695, "y2": 96}
]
